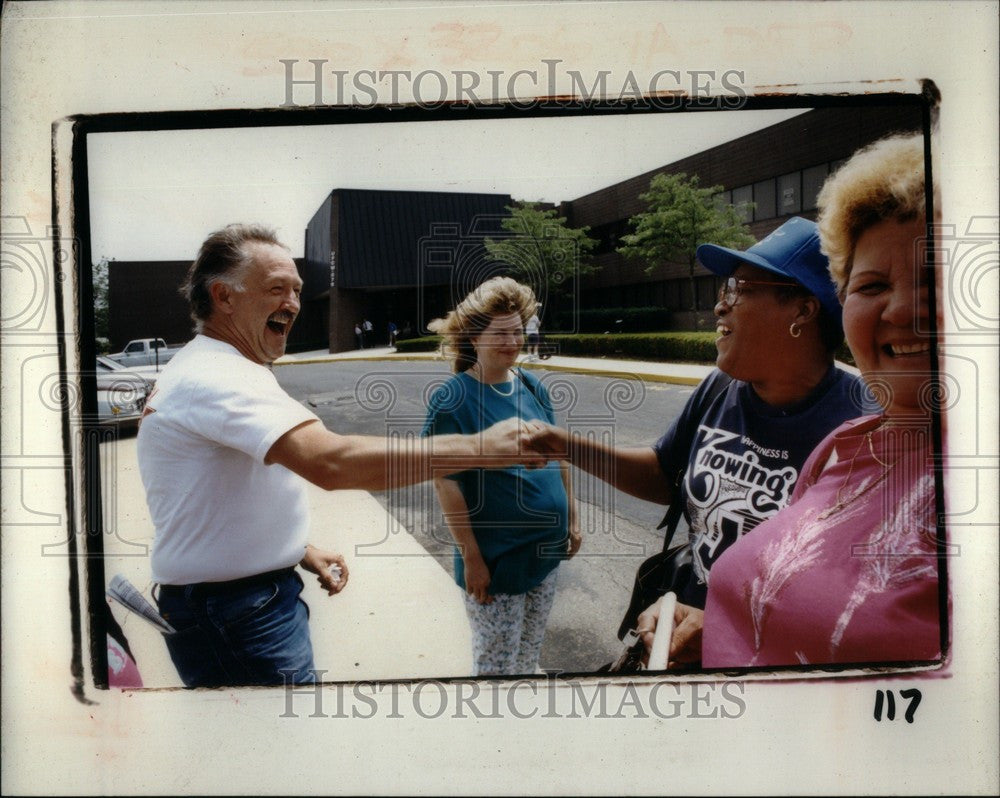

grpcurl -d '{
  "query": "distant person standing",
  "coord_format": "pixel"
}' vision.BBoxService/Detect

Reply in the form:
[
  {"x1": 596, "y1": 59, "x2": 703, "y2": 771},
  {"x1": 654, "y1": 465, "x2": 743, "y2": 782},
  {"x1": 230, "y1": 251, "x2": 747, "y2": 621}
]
[
  {"x1": 362, "y1": 318, "x2": 374, "y2": 348},
  {"x1": 524, "y1": 305, "x2": 541, "y2": 361},
  {"x1": 354, "y1": 322, "x2": 363, "y2": 349},
  {"x1": 387, "y1": 320, "x2": 398, "y2": 347}
]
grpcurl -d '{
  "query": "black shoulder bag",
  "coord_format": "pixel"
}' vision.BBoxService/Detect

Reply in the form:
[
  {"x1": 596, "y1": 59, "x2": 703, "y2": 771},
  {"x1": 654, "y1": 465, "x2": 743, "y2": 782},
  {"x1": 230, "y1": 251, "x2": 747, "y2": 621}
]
[{"x1": 606, "y1": 373, "x2": 733, "y2": 671}]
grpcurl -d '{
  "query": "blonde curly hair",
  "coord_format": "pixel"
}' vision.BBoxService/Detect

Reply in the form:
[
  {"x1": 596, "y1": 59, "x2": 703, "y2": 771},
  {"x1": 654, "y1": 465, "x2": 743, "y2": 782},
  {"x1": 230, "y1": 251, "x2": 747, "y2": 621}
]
[
  {"x1": 428, "y1": 276, "x2": 538, "y2": 373},
  {"x1": 817, "y1": 132, "x2": 937, "y2": 296}
]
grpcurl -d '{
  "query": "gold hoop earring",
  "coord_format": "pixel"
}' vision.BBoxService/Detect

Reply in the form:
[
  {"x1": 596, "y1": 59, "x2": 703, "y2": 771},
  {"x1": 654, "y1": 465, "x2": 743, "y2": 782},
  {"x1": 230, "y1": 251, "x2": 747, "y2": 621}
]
[{"x1": 789, "y1": 322, "x2": 801, "y2": 338}]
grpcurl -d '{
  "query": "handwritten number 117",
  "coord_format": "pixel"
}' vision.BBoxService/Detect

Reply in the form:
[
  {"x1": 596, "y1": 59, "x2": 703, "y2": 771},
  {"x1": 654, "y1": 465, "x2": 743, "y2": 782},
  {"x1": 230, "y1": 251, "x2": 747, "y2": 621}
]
[{"x1": 874, "y1": 689, "x2": 921, "y2": 723}]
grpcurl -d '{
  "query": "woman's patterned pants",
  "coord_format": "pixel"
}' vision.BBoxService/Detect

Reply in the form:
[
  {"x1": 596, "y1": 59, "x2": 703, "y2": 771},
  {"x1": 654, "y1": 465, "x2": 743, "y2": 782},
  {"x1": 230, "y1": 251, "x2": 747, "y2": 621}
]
[{"x1": 462, "y1": 568, "x2": 559, "y2": 676}]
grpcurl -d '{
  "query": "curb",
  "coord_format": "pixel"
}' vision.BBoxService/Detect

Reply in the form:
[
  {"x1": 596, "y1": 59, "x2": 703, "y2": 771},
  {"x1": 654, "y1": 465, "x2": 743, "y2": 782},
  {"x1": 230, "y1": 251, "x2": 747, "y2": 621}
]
[
  {"x1": 275, "y1": 352, "x2": 710, "y2": 386},
  {"x1": 274, "y1": 354, "x2": 438, "y2": 367},
  {"x1": 516, "y1": 360, "x2": 705, "y2": 386}
]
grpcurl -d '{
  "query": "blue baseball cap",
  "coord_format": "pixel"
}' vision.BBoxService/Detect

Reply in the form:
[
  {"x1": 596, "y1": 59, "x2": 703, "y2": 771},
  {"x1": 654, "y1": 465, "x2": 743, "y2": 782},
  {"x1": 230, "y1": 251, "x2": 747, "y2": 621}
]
[{"x1": 696, "y1": 216, "x2": 842, "y2": 321}]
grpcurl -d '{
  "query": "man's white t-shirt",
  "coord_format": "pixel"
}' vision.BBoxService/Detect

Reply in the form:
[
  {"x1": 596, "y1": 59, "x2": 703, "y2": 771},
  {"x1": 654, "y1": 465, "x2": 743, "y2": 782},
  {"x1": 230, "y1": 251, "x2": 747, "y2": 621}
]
[
  {"x1": 137, "y1": 335, "x2": 320, "y2": 584},
  {"x1": 525, "y1": 315, "x2": 541, "y2": 336}
]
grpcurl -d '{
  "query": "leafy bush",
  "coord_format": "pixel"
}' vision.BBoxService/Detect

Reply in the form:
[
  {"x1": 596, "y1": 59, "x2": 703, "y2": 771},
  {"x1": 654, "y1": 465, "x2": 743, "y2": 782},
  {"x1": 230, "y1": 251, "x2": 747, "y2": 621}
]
[
  {"x1": 394, "y1": 336, "x2": 443, "y2": 353},
  {"x1": 543, "y1": 332, "x2": 717, "y2": 362},
  {"x1": 550, "y1": 307, "x2": 672, "y2": 333},
  {"x1": 394, "y1": 332, "x2": 716, "y2": 362},
  {"x1": 393, "y1": 331, "x2": 855, "y2": 366}
]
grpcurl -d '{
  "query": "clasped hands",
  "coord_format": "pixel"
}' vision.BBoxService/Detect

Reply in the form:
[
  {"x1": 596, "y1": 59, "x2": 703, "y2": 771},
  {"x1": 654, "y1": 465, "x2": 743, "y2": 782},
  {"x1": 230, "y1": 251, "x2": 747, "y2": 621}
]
[{"x1": 481, "y1": 418, "x2": 570, "y2": 469}]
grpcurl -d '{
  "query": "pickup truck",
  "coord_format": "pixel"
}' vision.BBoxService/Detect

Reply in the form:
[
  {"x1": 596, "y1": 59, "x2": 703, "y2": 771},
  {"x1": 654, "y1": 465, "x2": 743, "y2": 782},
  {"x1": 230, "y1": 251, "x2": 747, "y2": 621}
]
[{"x1": 107, "y1": 337, "x2": 185, "y2": 368}]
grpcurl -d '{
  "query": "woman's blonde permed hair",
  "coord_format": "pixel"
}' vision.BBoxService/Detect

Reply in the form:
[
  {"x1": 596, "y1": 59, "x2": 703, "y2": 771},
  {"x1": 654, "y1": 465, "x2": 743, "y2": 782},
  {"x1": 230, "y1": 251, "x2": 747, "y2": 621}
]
[
  {"x1": 817, "y1": 132, "x2": 935, "y2": 296},
  {"x1": 428, "y1": 276, "x2": 538, "y2": 373}
]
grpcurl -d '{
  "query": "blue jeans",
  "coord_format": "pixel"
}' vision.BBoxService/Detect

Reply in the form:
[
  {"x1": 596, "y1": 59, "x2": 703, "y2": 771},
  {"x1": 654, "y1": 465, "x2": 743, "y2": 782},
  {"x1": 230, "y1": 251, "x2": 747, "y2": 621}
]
[{"x1": 156, "y1": 568, "x2": 315, "y2": 687}]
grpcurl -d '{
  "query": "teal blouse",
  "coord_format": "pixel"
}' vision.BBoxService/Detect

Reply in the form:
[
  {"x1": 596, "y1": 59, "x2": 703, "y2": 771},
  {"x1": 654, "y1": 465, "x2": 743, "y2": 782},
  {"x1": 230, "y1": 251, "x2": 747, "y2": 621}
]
[{"x1": 422, "y1": 369, "x2": 569, "y2": 595}]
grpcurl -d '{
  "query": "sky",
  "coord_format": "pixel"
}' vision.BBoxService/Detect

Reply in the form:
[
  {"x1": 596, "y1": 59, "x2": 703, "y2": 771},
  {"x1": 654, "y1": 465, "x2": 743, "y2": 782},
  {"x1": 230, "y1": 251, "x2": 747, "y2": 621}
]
[{"x1": 86, "y1": 107, "x2": 809, "y2": 261}]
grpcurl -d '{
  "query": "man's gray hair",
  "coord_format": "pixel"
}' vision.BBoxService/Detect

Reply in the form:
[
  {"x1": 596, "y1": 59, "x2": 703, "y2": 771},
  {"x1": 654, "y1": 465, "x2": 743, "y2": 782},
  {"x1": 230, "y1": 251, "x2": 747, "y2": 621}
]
[{"x1": 180, "y1": 223, "x2": 288, "y2": 330}]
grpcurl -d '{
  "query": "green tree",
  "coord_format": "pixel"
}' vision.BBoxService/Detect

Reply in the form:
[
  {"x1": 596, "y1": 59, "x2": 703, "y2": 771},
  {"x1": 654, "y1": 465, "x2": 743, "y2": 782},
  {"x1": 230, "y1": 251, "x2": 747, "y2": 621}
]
[
  {"x1": 93, "y1": 257, "x2": 110, "y2": 351},
  {"x1": 484, "y1": 202, "x2": 599, "y2": 327},
  {"x1": 617, "y1": 172, "x2": 756, "y2": 316}
]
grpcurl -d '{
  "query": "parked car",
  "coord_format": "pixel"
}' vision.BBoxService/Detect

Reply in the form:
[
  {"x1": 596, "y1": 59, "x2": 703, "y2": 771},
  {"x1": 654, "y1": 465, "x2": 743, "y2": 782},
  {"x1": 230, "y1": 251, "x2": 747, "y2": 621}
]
[
  {"x1": 95, "y1": 356, "x2": 153, "y2": 430},
  {"x1": 107, "y1": 338, "x2": 184, "y2": 368}
]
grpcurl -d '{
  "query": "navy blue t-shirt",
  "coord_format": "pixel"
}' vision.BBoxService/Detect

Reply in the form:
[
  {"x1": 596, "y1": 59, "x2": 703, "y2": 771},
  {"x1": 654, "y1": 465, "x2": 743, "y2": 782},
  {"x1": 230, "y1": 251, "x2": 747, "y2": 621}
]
[
  {"x1": 653, "y1": 366, "x2": 872, "y2": 608},
  {"x1": 422, "y1": 369, "x2": 569, "y2": 595}
]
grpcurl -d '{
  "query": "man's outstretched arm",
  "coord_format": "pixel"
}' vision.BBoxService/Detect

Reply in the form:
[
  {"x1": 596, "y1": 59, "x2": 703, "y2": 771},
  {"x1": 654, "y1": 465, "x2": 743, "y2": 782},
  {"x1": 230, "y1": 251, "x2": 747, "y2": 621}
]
[{"x1": 266, "y1": 417, "x2": 548, "y2": 491}]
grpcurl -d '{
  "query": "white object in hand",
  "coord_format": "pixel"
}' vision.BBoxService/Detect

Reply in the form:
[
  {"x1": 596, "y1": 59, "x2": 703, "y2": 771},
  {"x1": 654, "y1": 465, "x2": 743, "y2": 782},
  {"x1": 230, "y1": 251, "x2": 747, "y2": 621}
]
[
  {"x1": 648, "y1": 591, "x2": 677, "y2": 670},
  {"x1": 329, "y1": 563, "x2": 343, "y2": 582}
]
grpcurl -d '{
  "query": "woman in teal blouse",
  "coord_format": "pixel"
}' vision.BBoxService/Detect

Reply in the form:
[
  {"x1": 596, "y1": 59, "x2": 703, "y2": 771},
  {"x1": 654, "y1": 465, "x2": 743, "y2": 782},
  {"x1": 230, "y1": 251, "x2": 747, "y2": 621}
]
[{"x1": 423, "y1": 277, "x2": 580, "y2": 676}]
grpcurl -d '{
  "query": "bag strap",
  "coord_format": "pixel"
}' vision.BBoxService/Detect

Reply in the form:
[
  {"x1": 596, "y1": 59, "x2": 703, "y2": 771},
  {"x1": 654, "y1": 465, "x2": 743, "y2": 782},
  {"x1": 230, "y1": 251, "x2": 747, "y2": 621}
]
[
  {"x1": 656, "y1": 494, "x2": 686, "y2": 550},
  {"x1": 515, "y1": 367, "x2": 551, "y2": 415},
  {"x1": 656, "y1": 372, "x2": 733, "y2": 551},
  {"x1": 515, "y1": 367, "x2": 535, "y2": 395}
]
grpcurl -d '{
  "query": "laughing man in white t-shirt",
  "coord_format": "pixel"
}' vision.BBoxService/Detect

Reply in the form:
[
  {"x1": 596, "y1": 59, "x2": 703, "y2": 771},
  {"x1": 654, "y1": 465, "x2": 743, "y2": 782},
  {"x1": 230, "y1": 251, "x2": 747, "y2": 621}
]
[{"x1": 138, "y1": 223, "x2": 546, "y2": 687}]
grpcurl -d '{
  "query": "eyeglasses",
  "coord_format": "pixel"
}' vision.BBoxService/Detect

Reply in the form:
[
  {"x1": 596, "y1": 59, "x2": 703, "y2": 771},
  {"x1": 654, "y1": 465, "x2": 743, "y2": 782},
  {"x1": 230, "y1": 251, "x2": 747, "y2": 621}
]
[{"x1": 717, "y1": 277, "x2": 801, "y2": 306}]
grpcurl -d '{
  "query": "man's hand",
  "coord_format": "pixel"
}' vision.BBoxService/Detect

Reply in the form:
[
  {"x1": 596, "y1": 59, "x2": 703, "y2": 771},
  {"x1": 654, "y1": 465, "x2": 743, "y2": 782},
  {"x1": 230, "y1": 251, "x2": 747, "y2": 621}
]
[
  {"x1": 479, "y1": 417, "x2": 550, "y2": 468},
  {"x1": 299, "y1": 544, "x2": 349, "y2": 596},
  {"x1": 636, "y1": 599, "x2": 704, "y2": 668},
  {"x1": 525, "y1": 422, "x2": 570, "y2": 459},
  {"x1": 463, "y1": 552, "x2": 493, "y2": 605}
]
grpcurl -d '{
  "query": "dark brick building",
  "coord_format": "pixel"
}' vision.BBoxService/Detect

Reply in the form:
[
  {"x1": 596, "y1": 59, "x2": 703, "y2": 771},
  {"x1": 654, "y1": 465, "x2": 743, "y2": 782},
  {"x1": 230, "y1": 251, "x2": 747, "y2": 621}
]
[
  {"x1": 107, "y1": 260, "x2": 191, "y2": 351},
  {"x1": 301, "y1": 189, "x2": 514, "y2": 353}
]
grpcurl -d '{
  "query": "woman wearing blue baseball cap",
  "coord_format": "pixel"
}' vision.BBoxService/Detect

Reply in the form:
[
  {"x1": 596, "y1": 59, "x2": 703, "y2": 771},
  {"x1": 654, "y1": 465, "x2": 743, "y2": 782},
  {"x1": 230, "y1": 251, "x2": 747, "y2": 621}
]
[
  {"x1": 530, "y1": 215, "x2": 874, "y2": 668},
  {"x1": 698, "y1": 215, "x2": 848, "y2": 395}
]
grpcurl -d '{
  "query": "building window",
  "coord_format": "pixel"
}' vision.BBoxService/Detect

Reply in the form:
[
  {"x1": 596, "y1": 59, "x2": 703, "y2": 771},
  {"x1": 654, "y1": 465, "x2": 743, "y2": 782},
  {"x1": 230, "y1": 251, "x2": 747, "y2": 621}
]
[
  {"x1": 654, "y1": 281, "x2": 667, "y2": 309},
  {"x1": 753, "y1": 178, "x2": 776, "y2": 220},
  {"x1": 777, "y1": 171, "x2": 801, "y2": 215},
  {"x1": 696, "y1": 275, "x2": 717, "y2": 309},
  {"x1": 802, "y1": 164, "x2": 829, "y2": 211},
  {"x1": 663, "y1": 280, "x2": 681, "y2": 311},
  {"x1": 731, "y1": 185, "x2": 753, "y2": 222},
  {"x1": 592, "y1": 218, "x2": 630, "y2": 255}
]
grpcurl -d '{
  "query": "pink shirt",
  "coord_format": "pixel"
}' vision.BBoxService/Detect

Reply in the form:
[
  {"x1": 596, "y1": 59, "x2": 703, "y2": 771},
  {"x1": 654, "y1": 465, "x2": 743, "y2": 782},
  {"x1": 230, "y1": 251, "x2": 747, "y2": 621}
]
[{"x1": 703, "y1": 415, "x2": 942, "y2": 667}]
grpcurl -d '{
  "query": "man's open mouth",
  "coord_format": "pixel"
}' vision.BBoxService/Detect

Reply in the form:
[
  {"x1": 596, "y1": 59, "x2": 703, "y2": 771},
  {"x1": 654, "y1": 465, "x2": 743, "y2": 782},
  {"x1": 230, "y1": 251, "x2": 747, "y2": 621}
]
[
  {"x1": 716, "y1": 324, "x2": 732, "y2": 337},
  {"x1": 267, "y1": 313, "x2": 293, "y2": 335}
]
